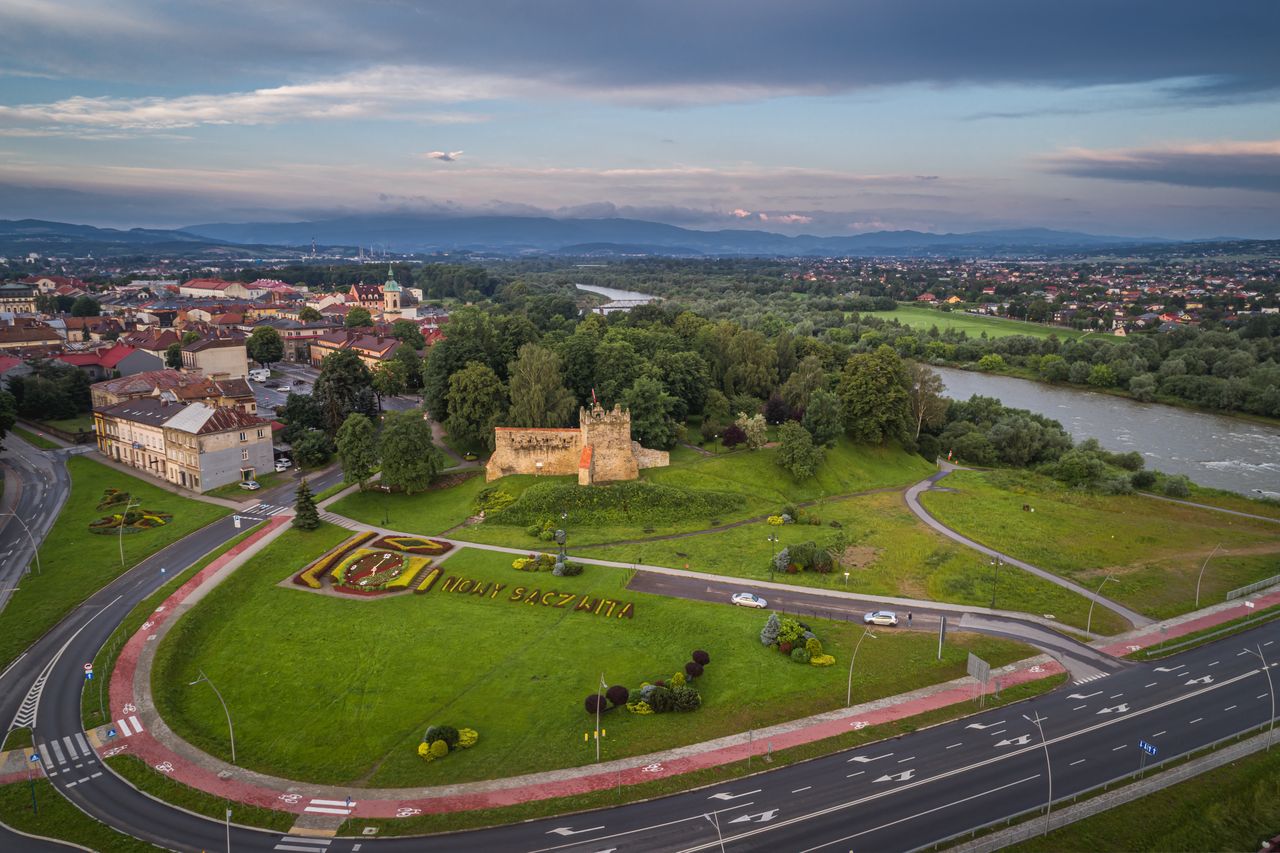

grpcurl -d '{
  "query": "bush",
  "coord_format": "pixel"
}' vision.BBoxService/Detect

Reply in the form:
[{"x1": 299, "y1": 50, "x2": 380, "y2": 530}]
[
  {"x1": 804, "y1": 637, "x2": 823, "y2": 656},
  {"x1": 684, "y1": 660, "x2": 704, "y2": 679},
  {"x1": 1163, "y1": 475, "x2": 1191, "y2": 498},
  {"x1": 776, "y1": 617, "x2": 804, "y2": 644},
  {"x1": 671, "y1": 685, "x2": 702, "y2": 712},
  {"x1": 429, "y1": 739, "x2": 449, "y2": 758},
  {"x1": 670, "y1": 671, "x2": 686, "y2": 688},
  {"x1": 417, "y1": 742, "x2": 435, "y2": 762},
  {"x1": 457, "y1": 728, "x2": 479, "y2": 749},
  {"x1": 606, "y1": 685, "x2": 630, "y2": 707},
  {"x1": 553, "y1": 561, "x2": 584, "y2": 577},
  {"x1": 759, "y1": 612, "x2": 781, "y2": 646},
  {"x1": 489, "y1": 480, "x2": 746, "y2": 527},
  {"x1": 525, "y1": 524, "x2": 541, "y2": 537},
  {"x1": 584, "y1": 694, "x2": 608, "y2": 715},
  {"x1": 1131, "y1": 470, "x2": 1158, "y2": 490},
  {"x1": 790, "y1": 647, "x2": 812, "y2": 664},
  {"x1": 627, "y1": 688, "x2": 645, "y2": 705},
  {"x1": 691, "y1": 649, "x2": 710, "y2": 666},
  {"x1": 647, "y1": 686, "x2": 676, "y2": 713},
  {"x1": 626, "y1": 701, "x2": 654, "y2": 715},
  {"x1": 778, "y1": 640, "x2": 793, "y2": 654},
  {"x1": 424, "y1": 725, "x2": 460, "y2": 748},
  {"x1": 720, "y1": 424, "x2": 747, "y2": 448},
  {"x1": 809, "y1": 654, "x2": 836, "y2": 667}
]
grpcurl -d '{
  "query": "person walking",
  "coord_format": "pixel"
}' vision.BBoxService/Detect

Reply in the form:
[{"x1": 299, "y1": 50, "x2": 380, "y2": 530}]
[{"x1": 907, "y1": 611, "x2": 913, "y2": 628}]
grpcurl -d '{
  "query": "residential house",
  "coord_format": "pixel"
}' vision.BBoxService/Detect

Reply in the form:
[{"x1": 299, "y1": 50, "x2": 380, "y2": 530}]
[
  {"x1": 0, "y1": 283, "x2": 37, "y2": 313},
  {"x1": 0, "y1": 321, "x2": 61, "y2": 351},
  {"x1": 180, "y1": 334, "x2": 249, "y2": 380},
  {"x1": 55, "y1": 344, "x2": 162, "y2": 382},
  {"x1": 91, "y1": 369, "x2": 256, "y2": 412},
  {"x1": 61, "y1": 316, "x2": 124, "y2": 343},
  {"x1": 178, "y1": 279, "x2": 263, "y2": 300},
  {"x1": 308, "y1": 330, "x2": 404, "y2": 370}
]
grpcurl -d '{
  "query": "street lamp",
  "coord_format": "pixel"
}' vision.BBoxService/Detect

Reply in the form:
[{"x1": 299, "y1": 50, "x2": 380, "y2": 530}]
[
  {"x1": 989, "y1": 557, "x2": 1002, "y2": 608},
  {"x1": 1243, "y1": 644, "x2": 1276, "y2": 751},
  {"x1": 843, "y1": 571, "x2": 850, "y2": 588},
  {"x1": 1195, "y1": 543, "x2": 1223, "y2": 608},
  {"x1": 118, "y1": 497, "x2": 139, "y2": 568},
  {"x1": 767, "y1": 532, "x2": 779, "y2": 581},
  {"x1": 702, "y1": 812, "x2": 726, "y2": 853},
  {"x1": 846, "y1": 627, "x2": 877, "y2": 707},
  {"x1": 189, "y1": 669, "x2": 236, "y2": 764},
  {"x1": 0, "y1": 511, "x2": 41, "y2": 575},
  {"x1": 1086, "y1": 573, "x2": 1119, "y2": 637},
  {"x1": 1023, "y1": 712, "x2": 1053, "y2": 836}
]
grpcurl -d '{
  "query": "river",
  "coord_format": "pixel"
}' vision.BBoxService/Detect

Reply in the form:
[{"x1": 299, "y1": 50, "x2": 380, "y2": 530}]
[{"x1": 932, "y1": 366, "x2": 1280, "y2": 496}]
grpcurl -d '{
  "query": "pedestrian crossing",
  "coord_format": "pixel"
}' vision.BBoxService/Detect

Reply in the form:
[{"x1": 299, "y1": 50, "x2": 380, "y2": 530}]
[
  {"x1": 37, "y1": 732, "x2": 102, "y2": 787},
  {"x1": 242, "y1": 502, "x2": 293, "y2": 519},
  {"x1": 1072, "y1": 671, "x2": 1110, "y2": 686},
  {"x1": 114, "y1": 714, "x2": 145, "y2": 737},
  {"x1": 303, "y1": 796, "x2": 358, "y2": 815},
  {"x1": 272, "y1": 836, "x2": 332, "y2": 853},
  {"x1": 319, "y1": 511, "x2": 362, "y2": 531}
]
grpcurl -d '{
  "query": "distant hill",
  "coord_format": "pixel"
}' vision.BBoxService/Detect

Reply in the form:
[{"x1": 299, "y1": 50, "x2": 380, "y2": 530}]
[
  {"x1": 182, "y1": 214, "x2": 1173, "y2": 257},
  {"x1": 0, "y1": 218, "x2": 314, "y2": 259}
]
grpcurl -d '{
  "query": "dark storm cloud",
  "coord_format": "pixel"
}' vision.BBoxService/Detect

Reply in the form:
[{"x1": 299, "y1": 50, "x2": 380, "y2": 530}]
[
  {"x1": 1044, "y1": 143, "x2": 1280, "y2": 193},
  {"x1": 3, "y1": 1, "x2": 1276, "y2": 100}
]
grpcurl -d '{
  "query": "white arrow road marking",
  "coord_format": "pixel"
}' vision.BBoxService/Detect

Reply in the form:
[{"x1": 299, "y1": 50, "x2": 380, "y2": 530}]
[
  {"x1": 1185, "y1": 675, "x2": 1214, "y2": 685},
  {"x1": 1154, "y1": 664, "x2": 1185, "y2": 672},
  {"x1": 1096, "y1": 704, "x2": 1130, "y2": 714},
  {"x1": 708, "y1": 788, "x2": 761, "y2": 801},
  {"x1": 1067, "y1": 691, "x2": 1102, "y2": 700},
  {"x1": 546, "y1": 826, "x2": 605, "y2": 837},
  {"x1": 995, "y1": 735, "x2": 1033, "y2": 747},
  {"x1": 873, "y1": 769, "x2": 916, "y2": 783},
  {"x1": 729, "y1": 810, "x2": 780, "y2": 824},
  {"x1": 964, "y1": 721, "x2": 1005, "y2": 730},
  {"x1": 846, "y1": 753, "x2": 893, "y2": 763}
]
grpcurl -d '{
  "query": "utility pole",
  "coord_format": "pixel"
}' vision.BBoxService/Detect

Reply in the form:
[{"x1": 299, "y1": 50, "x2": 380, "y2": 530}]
[
  {"x1": 1, "y1": 511, "x2": 42, "y2": 575},
  {"x1": 1023, "y1": 712, "x2": 1053, "y2": 836},
  {"x1": 1086, "y1": 573, "x2": 1118, "y2": 637},
  {"x1": 846, "y1": 627, "x2": 877, "y2": 707},
  {"x1": 189, "y1": 669, "x2": 236, "y2": 764},
  {"x1": 1195, "y1": 543, "x2": 1223, "y2": 608}
]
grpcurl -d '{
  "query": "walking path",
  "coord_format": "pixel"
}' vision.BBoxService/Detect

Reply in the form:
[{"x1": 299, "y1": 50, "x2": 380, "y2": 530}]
[
  {"x1": 904, "y1": 465, "x2": 1153, "y2": 628},
  {"x1": 1139, "y1": 491, "x2": 1280, "y2": 525}
]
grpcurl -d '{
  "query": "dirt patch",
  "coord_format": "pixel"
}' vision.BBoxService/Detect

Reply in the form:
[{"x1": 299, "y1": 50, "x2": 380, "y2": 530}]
[{"x1": 839, "y1": 545, "x2": 882, "y2": 569}]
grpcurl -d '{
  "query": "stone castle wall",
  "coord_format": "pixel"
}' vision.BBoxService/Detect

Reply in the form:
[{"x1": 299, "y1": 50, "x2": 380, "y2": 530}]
[{"x1": 484, "y1": 404, "x2": 668, "y2": 484}]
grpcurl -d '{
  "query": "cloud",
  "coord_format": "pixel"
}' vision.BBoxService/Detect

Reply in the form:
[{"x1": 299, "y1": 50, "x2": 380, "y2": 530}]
[
  {"x1": 426, "y1": 150, "x2": 464, "y2": 162},
  {"x1": 776, "y1": 213, "x2": 813, "y2": 225},
  {"x1": 1042, "y1": 140, "x2": 1280, "y2": 193},
  {"x1": 731, "y1": 208, "x2": 753, "y2": 218}
]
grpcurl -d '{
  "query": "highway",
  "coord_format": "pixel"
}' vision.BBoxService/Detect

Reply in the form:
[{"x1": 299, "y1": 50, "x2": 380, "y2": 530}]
[{"x1": 0, "y1": 435, "x2": 75, "y2": 613}]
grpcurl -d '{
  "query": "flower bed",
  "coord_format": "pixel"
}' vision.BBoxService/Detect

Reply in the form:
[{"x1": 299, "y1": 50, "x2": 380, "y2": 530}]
[
  {"x1": 759, "y1": 613, "x2": 836, "y2": 666},
  {"x1": 292, "y1": 531, "x2": 376, "y2": 588},
  {"x1": 87, "y1": 508, "x2": 173, "y2": 535},
  {"x1": 375, "y1": 535, "x2": 453, "y2": 556},
  {"x1": 333, "y1": 550, "x2": 407, "y2": 592},
  {"x1": 386, "y1": 557, "x2": 432, "y2": 590}
]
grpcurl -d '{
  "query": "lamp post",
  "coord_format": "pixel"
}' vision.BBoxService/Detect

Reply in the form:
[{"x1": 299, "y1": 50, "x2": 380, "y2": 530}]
[
  {"x1": 767, "y1": 532, "x2": 778, "y2": 581},
  {"x1": 189, "y1": 669, "x2": 236, "y2": 764},
  {"x1": 225, "y1": 806, "x2": 232, "y2": 853},
  {"x1": 846, "y1": 627, "x2": 877, "y2": 707},
  {"x1": 0, "y1": 511, "x2": 41, "y2": 575},
  {"x1": 703, "y1": 812, "x2": 726, "y2": 853},
  {"x1": 118, "y1": 497, "x2": 139, "y2": 568},
  {"x1": 989, "y1": 557, "x2": 1001, "y2": 608},
  {"x1": 1195, "y1": 543, "x2": 1223, "y2": 608},
  {"x1": 1244, "y1": 644, "x2": 1276, "y2": 751},
  {"x1": 843, "y1": 571, "x2": 850, "y2": 588},
  {"x1": 1085, "y1": 573, "x2": 1119, "y2": 637},
  {"x1": 1023, "y1": 712, "x2": 1053, "y2": 836}
]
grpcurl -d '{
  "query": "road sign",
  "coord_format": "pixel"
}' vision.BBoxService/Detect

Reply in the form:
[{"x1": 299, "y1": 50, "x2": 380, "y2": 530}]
[
  {"x1": 29, "y1": 753, "x2": 39, "y2": 762},
  {"x1": 84, "y1": 662, "x2": 93, "y2": 681},
  {"x1": 83, "y1": 663, "x2": 93, "y2": 672},
  {"x1": 1139, "y1": 740, "x2": 1157, "y2": 756},
  {"x1": 107, "y1": 728, "x2": 117, "y2": 738}
]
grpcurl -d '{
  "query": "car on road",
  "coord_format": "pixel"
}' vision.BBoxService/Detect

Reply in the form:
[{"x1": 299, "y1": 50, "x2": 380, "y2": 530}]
[
  {"x1": 263, "y1": 381, "x2": 280, "y2": 389},
  {"x1": 239, "y1": 480, "x2": 261, "y2": 491},
  {"x1": 864, "y1": 610, "x2": 899, "y2": 626},
  {"x1": 293, "y1": 378, "x2": 306, "y2": 385},
  {"x1": 731, "y1": 592, "x2": 768, "y2": 609}
]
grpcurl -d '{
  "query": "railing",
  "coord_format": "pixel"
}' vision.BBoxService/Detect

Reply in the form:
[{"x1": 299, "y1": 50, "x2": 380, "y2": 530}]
[{"x1": 1226, "y1": 574, "x2": 1280, "y2": 600}]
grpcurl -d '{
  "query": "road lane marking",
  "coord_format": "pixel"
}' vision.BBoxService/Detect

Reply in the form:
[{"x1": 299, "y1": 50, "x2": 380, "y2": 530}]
[
  {"x1": 847, "y1": 753, "x2": 893, "y2": 763},
  {"x1": 1070, "y1": 759, "x2": 1086, "y2": 766},
  {"x1": 48, "y1": 739, "x2": 64, "y2": 764},
  {"x1": 1109, "y1": 693, "x2": 1124, "y2": 699},
  {"x1": 1072, "y1": 705, "x2": 1087, "y2": 711},
  {"x1": 945, "y1": 743, "x2": 962, "y2": 749},
  {"x1": 1209, "y1": 661, "x2": 1219, "y2": 667},
  {"x1": 964, "y1": 721, "x2": 1005, "y2": 730},
  {"x1": 1145, "y1": 682, "x2": 1158, "y2": 688},
  {"x1": 1260, "y1": 694, "x2": 1270, "y2": 700},
  {"x1": 62, "y1": 735, "x2": 78, "y2": 758},
  {"x1": 1112, "y1": 745, "x2": 1126, "y2": 751},
  {"x1": 988, "y1": 729, "x2": 1005, "y2": 736},
  {"x1": 1225, "y1": 705, "x2": 1237, "y2": 711},
  {"x1": 708, "y1": 788, "x2": 760, "y2": 801},
  {"x1": 1190, "y1": 717, "x2": 1203, "y2": 724},
  {"x1": 896, "y1": 756, "x2": 915, "y2": 763},
  {"x1": 791, "y1": 787, "x2": 811, "y2": 794},
  {"x1": 117, "y1": 717, "x2": 132, "y2": 736},
  {"x1": 1153, "y1": 731, "x2": 1166, "y2": 737},
  {"x1": 75, "y1": 732, "x2": 90, "y2": 755},
  {"x1": 846, "y1": 771, "x2": 864, "y2": 778}
]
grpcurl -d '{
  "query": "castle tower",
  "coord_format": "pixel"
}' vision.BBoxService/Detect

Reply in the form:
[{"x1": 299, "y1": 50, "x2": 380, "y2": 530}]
[{"x1": 382, "y1": 263, "x2": 401, "y2": 314}]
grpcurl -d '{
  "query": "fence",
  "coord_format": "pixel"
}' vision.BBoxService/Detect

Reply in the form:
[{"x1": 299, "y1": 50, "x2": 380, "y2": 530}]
[
  {"x1": 17, "y1": 417, "x2": 94, "y2": 444},
  {"x1": 1226, "y1": 573, "x2": 1280, "y2": 601}
]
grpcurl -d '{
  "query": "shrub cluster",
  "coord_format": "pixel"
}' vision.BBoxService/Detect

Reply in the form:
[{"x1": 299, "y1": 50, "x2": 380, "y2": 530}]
[
  {"x1": 418, "y1": 724, "x2": 478, "y2": 763},
  {"x1": 585, "y1": 650, "x2": 712, "y2": 718},
  {"x1": 491, "y1": 481, "x2": 745, "y2": 527},
  {"x1": 759, "y1": 613, "x2": 836, "y2": 667},
  {"x1": 769, "y1": 540, "x2": 834, "y2": 574}
]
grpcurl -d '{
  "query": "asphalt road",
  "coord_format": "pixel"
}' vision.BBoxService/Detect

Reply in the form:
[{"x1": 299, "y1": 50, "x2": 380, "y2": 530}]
[
  {"x1": 5, "y1": 465, "x2": 1278, "y2": 852},
  {"x1": 0, "y1": 436, "x2": 75, "y2": 614}
]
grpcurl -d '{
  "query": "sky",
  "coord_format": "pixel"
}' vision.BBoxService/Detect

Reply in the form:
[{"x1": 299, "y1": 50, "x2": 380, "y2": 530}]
[{"x1": 1, "y1": 0, "x2": 1278, "y2": 239}]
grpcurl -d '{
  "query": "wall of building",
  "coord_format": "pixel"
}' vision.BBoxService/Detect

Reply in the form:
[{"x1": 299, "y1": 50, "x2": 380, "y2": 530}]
[
  {"x1": 484, "y1": 405, "x2": 668, "y2": 484},
  {"x1": 486, "y1": 428, "x2": 582, "y2": 481}
]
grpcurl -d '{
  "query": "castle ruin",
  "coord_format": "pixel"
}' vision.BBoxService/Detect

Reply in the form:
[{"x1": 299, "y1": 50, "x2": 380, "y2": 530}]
[{"x1": 485, "y1": 404, "x2": 669, "y2": 485}]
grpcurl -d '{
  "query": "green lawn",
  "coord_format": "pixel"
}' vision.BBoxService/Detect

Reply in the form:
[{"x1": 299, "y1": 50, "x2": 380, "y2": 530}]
[
  {"x1": 920, "y1": 470, "x2": 1280, "y2": 620},
  {"x1": 0, "y1": 777, "x2": 154, "y2": 852},
  {"x1": 865, "y1": 304, "x2": 1090, "y2": 340},
  {"x1": 0, "y1": 456, "x2": 230, "y2": 668},
  {"x1": 9, "y1": 426, "x2": 60, "y2": 450},
  {"x1": 1175, "y1": 483, "x2": 1280, "y2": 521},
  {"x1": 1008, "y1": 739, "x2": 1280, "y2": 852},
  {"x1": 577, "y1": 491, "x2": 1128, "y2": 634},
  {"x1": 152, "y1": 528, "x2": 1036, "y2": 787},
  {"x1": 203, "y1": 470, "x2": 287, "y2": 500},
  {"x1": 328, "y1": 470, "x2": 508, "y2": 534},
  {"x1": 40, "y1": 413, "x2": 96, "y2": 433}
]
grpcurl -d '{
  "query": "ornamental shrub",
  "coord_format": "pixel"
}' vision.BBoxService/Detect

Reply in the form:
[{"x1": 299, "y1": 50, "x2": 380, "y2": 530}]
[
  {"x1": 525, "y1": 524, "x2": 541, "y2": 537},
  {"x1": 790, "y1": 647, "x2": 812, "y2": 664},
  {"x1": 672, "y1": 686, "x2": 702, "y2": 712},
  {"x1": 805, "y1": 637, "x2": 823, "y2": 656},
  {"x1": 692, "y1": 649, "x2": 710, "y2": 665},
  {"x1": 429, "y1": 739, "x2": 449, "y2": 758},
  {"x1": 627, "y1": 688, "x2": 645, "y2": 705},
  {"x1": 779, "y1": 641, "x2": 793, "y2": 654},
  {"x1": 417, "y1": 742, "x2": 435, "y2": 762},
  {"x1": 759, "y1": 612, "x2": 781, "y2": 646},
  {"x1": 670, "y1": 671, "x2": 686, "y2": 688},
  {"x1": 772, "y1": 547, "x2": 790, "y2": 575},
  {"x1": 684, "y1": 660, "x2": 704, "y2": 679},
  {"x1": 1131, "y1": 469, "x2": 1157, "y2": 490},
  {"x1": 809, "y1": 654, "x2": 836, "y2": 667},
  {"x1": 626, "y1": 701, "x2": 654, "y2": 715},
  {"x1": 648, "y1": 686, "x2": 676, "y2": 713},
  {"x1": 720, "y1": 424, "x2": 747, "y2": 448},
  {"x1": 606, "y1": 685, "x2": 630, "y2": 707},
  {"x1": 458, "y1": 728, "x2": 479, "y2": 749},
  {"x1": 555, "y1": 561, "x2": 584, "y2": 577},
  {"x1": 584, "y1": 694, "x2": 608, "y2": 715},
  {"x1": 777, "y1": 617, "x2": 804, "y2": 644},
  {"x1": 766, "y1": 515, "x2": 785, "y2": 526},
  {"x1": 1163, "y1": 475, "x2": 1191, "y2": 498},
  {"x1": 425, "y1": 725, "x2": 460, "y2": 748}
]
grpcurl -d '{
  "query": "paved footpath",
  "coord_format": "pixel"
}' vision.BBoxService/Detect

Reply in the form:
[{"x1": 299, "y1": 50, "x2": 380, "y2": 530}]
[{"x1": 6, "y1": 516, "x2": 1271, "y2": 823}]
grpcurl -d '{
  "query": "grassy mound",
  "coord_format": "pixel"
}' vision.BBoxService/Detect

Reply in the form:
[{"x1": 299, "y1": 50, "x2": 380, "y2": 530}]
[{"x1": 487, "y1": 480, "x2": 747, "y2": 527}]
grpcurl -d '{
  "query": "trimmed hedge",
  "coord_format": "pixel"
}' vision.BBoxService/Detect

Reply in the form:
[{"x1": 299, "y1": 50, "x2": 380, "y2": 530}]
[{"x1": 488, "y1": 480, "x2": 745, "y2": 527}]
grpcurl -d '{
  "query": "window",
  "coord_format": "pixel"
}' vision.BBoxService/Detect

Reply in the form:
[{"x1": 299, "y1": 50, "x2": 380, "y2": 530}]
[
  {"x1": 239, "y1": 431, "x2": 247, "y2": 442},
  {"x1": 256, "y1": 428, "x2": 264, "y2": 439},
  {"x1": 241, "y1": 448, "x2": 249, "y2": 461}
]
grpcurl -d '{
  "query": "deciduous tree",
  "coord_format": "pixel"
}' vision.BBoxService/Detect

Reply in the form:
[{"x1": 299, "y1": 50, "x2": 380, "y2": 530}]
[
  {"x1": 313, "y1": 349, "x2": 376, "y2": 433},
  {"x1": 906, "y1": 361, "x2": 947, "y2": 439},
  {"x1": 344, "y1": 306, "x2": 372, "y2": 328},
  {"x1": 390, "y1": 319, "x2": 425, "y2": 350},
  {"x1": 445, "y1": 361, "x2": 507, "y2": 452},
  {"x1": 335, "y1": 413, "x2": 378, "y2": 488},
  {"x1": 379, "y1": 410, "x2": 444, "y2": 494},
  {"x1": 246, "y1": 326, "x2": 284, "y2": 369},
  {"x1": 507, "y1": 343, "x2": 576, "y2": 428},
  {"x1": 839, "y1": 345, "x2": 909, "y2": 445},
  {"x1": 622, "y1": 374, "x2": 679, "y2": 449},
  {"x1": 776, "y1": 421, "x2": 823, "y2": 480},
  {"x1": 802, "y1": 388, "x2": 843, "y2": 447}
]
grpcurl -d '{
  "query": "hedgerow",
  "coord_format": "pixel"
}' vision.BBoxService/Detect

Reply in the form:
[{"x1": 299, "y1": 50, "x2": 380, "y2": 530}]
[{"x1": 487, "y1": 481, "x2": 745, "y2": 527}]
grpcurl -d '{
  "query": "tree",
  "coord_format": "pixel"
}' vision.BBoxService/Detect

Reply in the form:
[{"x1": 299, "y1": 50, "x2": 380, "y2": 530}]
[
  {"x1": 802, "y1": 388, "x2": 843, "y2": 447},
  {"x1": 779, "y1": 354, "x2": 827, "y2": 412},
  {"x1": 292, "y1": 429, "x2": 335, "y2": 469},
  {"x1": 653, "y1": 350, "x2": 709, "y2": 421},
  {"x1": 335, "y1": 413, "x2": 378, "y2": 488},
  {"x1": 70, "y1": 296, "x2": 101, "y2": 317},
  {"x1": 839, "y1": 345, "x2": 909, "y2": 445},
  {"x1": 0, "y1": 389, "x2": 15, "y2": 445},
  {"x1": 293, "y1": 478, "x2": 320, "y2": 530},
  {"x1": 421, "y1": 307, "x2": 499, "y2": 421},
  {"x1": 390, "y1": 319, "x2": 425, "y2": 350},
  {"x1": 246, "y1": 326, "x2": 284, "y2": 369},
  {"x1": 976, "y1": 353, "x2": 1006, "y2": 372},
  {"x1": 298, "y1": 306, "x2": 323, "y2": 322},
  {"x1": 181, "y1": 331, "x2": 201, "y2": 345},
  {"x1": 507, "y1": 343, "x2": 576, "y2": 428},
  {"x1": 622, "y1": 375, "x2": 679, "y2": 449},
  {"x1": 389, "y1": 346, "x2": 423, "y2": 393},
  {"x1": 776, "y1": 421, "x2": 823, "y2": 480},
  {"x1": 379, "y1": 409, "x2": 444, "y2": 494},
  {"x1": 344, "y1": 306, "x2": 372, "y2": 328},
  {"x1": 906, "y1": 362, "x2": 947, "y2": 439},
  {"x1": 592, "y1": 339, "x2": 645, "y2": 406},
  {"x1": 760, "y1": 612, "x2": 781, "y2": 646},
  {"x1": 445, "y1": 361, "x2": 507, "y2": 452},
  {"x1": 280, "y1": 391, "x2": 322, "y2": 444},
  {"x1": 371, "y1": 359, "x2": 409, "y2": 403},
  {"x1": 735, "y1": 412, "x2": 767, "y2": 449},
  {"x1": 313, "y1": 350, "x2": 376, "y2": 433},
  {"x1": 165, "y1": 342, "x2": 183, "y2": 370},
  {"x1": 723, "y1": 329, "x2": 777, "y2": 398},
  {"x1": 763, "y1": 393, "x2": 791, "y2": 424}
]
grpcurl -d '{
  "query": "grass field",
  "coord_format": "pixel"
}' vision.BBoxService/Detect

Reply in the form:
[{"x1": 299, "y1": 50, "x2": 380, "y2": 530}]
[
  {"x1": 328, "y1": 470, "x2": 518, "y2": 534},
  {"x1": 40, "y1": 413, "x2": 96, "y2": 433},
  {"x1": 865, "y1": 304, "x2": 1090, "y2": 340},
  {"x1": 10, "y1": 426, "x2": 60, "y2": 449},
  {"x1": 1176, "y1": 484, "x2": 1280, "y2": 521},
  {"x1": 576, "y1": 491, "x2": 1129, "y2": 634},
  {"x1": 203, "y1": 470, "x2": 286, "y2": 500},
  {"x1": 152, "y1": 527, "x2": 1036, "y2": 787},
  {"x1": 920, "y1": 470, "x2": 1280, "y2": 620},
  {"x1": 1008, "y1": 739, "x2": 1280, "y2": 852},
  {"x1": 0, "y1": 456, "x2": 229, "y2": 668},
  {"x1": 0, "y1": 776, "x2": 153, "y2": 852}
]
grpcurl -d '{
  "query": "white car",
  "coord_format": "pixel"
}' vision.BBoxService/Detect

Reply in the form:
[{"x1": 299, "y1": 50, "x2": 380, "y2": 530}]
[
  {"x1": 274, "y1": 459, "x2": 293, "y2": 472},
  {"x1": 864, "y1": 610, "x2": 899, "y2": 626},
  {"x1": 731, "y1": 592, "x2": 768, "y2": 609},
  {"x1": 239, "y1": 480, "x2": 261, "y2": 491}
]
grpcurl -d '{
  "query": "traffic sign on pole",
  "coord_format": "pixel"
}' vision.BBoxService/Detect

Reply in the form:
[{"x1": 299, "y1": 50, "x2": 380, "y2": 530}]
[
  {"x1": 84, "y1": 662, "x2": 93, "y2": 680},
  {"x1": 1139, "y1": 740, "x2": 1157, "y2": 756},
  {"x1": 233, "y1": 515, "x2": 242, "y2": 529}
]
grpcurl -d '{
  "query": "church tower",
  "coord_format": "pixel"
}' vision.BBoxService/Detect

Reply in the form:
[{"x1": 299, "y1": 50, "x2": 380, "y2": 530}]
[{"x1": 382, "y1": 264, "x2": 402, "y2": 315}]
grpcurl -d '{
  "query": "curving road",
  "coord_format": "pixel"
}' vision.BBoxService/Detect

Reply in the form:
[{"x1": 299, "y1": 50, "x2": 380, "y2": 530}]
[{"x1": 0, "y1": 435, "x2": 76, "y2": 614}]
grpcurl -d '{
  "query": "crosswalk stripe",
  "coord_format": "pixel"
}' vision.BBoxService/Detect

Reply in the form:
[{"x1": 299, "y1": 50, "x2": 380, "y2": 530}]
[
  {"x1": 275, "y1": 845, "x2": 330, "y2": 852},
  {"x1": 75, "y1": 732, "x2": 91, "y2": 755},
  {"x1": 62, "y1": 735, "x2": 78, "y2": 759},
  {"x1": 118, "y1": 717, "x2": 132, "y2": 736},
  {"x1": 128, "y1": 715, "x2": 142, "y2": 733},
  {"x1": 303, "y1": 806, "x2": 351, "y2": 815},
  {"x1": 48, "y1": 739, "x2": 64, "y2": 764}
]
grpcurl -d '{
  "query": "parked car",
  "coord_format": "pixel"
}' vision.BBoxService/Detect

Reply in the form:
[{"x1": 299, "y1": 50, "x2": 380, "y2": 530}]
[
  {"x1": 239, "y1": 480, "x2": 261, "y2": 491},
  {"x1": 293, "y1": 378, "x2": 306, "y2": 386},
  {"x1": 731, "y1": 592, "x2": 768, "y2": 609},
  {"x1": 274, "y1": 459, "x2": 293, "y2": 472},
  {"x1": 864, "y1": 610, "x2": 899, "y2": 626},
  {"x1": 263, "y1": 381, "x2": 280, "y2": 389}
]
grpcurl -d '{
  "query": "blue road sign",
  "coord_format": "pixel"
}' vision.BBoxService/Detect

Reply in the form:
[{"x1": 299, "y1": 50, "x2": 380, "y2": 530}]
[
  {"x1": 29, "y1": 753, "x2": 39, "y2": 762},
  {"x1": 107, "y1": 728, "x2": 117, "y2": 738},
  {"x1": 1139, "y1": 740, "x2": 1157, "y2": 756},
  {"x1": 85, "y1": 671, "x2": 93, "y2": 680}
]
